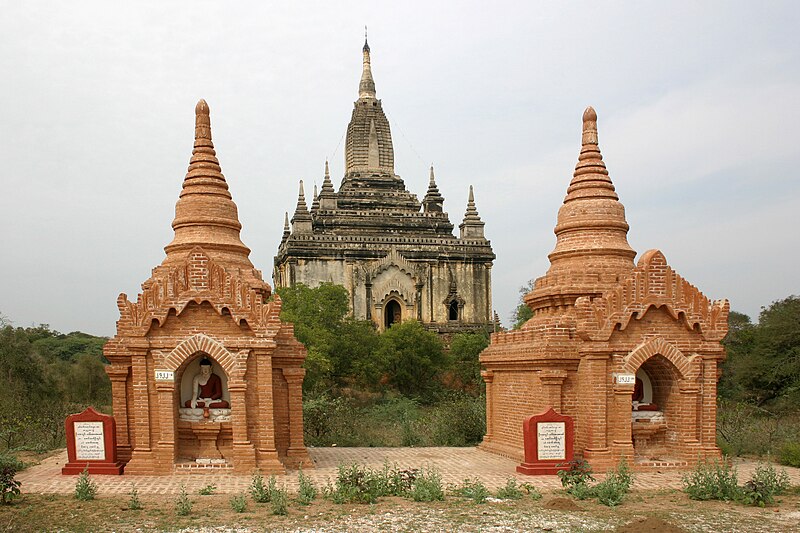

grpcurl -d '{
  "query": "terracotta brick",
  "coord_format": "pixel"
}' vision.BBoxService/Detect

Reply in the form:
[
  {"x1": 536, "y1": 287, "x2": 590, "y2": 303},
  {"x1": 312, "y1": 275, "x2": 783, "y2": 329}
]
[
  {"x1": 480, "y1": 108, "x2": 729, "y2": 472},
  {"x1": 104, "y1": 100, "x2": 310, "y2": 475}
]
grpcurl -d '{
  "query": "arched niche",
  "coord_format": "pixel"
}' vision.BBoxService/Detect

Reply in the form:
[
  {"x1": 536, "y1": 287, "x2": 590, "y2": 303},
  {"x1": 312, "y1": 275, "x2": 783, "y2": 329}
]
[
  {"x1": 385, "y1": 299, "x2": 402, "y2": 329},
  {"x1": 179, "y1": 353, "x2": 230, "y2": 407}
]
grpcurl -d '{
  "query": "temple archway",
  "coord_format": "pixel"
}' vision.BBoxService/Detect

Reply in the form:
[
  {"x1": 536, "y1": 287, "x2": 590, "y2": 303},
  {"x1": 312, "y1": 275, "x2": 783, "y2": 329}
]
[
  {"x1": 385, "y1": 299, "x2": 402, "y2": 328},
  {"x1": 630, "y1": 353, "x2": 681, "y2": 462}
]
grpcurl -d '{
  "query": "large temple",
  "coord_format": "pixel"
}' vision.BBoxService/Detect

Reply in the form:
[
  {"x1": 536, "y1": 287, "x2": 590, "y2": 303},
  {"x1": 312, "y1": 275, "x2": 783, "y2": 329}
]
[
  {"x1": 273, "y1": 39, "x2": 496, "y2": 334},
  {"x1": 480, "y1": 107, "x2": 729, "y2": 471}
]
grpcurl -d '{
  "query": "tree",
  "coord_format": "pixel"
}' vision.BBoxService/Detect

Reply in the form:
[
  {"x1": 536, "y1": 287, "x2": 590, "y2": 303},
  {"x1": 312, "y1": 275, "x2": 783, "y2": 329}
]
[
  {"x1": 276, "y1": 283, "x2": 379, "y2": 392},
  {"x1": 511, "y1": 279, "x2": 535, "y2": 329},
  {"x1": 375, "y1": 320, "x2": 447, "y2": 401},
  {"x1": 448, "y1": 332, "x2": 489, "y2": 394}
]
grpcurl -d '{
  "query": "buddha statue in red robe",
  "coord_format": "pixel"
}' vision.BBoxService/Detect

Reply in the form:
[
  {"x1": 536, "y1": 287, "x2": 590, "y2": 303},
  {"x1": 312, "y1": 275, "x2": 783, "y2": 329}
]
[
  {"x1": 632, "y1": 377, "x2": 658, "y2": 411},
  {"x1": 185, "y1": 358, "x2": 229, "y2": 408}
]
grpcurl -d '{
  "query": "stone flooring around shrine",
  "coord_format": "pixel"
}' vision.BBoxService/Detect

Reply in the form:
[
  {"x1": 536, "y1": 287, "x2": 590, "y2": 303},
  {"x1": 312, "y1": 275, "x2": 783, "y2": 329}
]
[{"x1": 16, "y1": 446, "x2": 800, "y2": 496}]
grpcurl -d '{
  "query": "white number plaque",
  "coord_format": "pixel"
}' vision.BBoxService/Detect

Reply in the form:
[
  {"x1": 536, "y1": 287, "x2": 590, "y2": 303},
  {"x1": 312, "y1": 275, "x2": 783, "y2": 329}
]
[
  {"x1": 614, "y1": 373, "x2": 636, "y2": 385},
  {"x1": 155, "y1": 370, "x2": 174, "y2": 381}
]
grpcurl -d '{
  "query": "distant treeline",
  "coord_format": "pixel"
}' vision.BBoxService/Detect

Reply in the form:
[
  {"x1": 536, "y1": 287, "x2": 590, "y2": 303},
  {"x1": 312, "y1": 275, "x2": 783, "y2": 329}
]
[{"x1": 0, "y1": 319, "x2": 110, "y2": 451}]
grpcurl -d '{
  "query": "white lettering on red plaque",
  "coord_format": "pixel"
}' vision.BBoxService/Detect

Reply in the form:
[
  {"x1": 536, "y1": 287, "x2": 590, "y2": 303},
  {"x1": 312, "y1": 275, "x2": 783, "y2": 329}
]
[
  {"x1": 74, "y1": 421, "x2": 105, "y2": 460},
  {"x1": 537, "y1": 421, "x2": 566, "y2": 461}
]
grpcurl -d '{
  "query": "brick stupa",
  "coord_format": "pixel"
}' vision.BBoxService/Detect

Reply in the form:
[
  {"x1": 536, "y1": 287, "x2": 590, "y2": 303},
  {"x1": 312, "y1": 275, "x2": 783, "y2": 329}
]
[
  {"x1": 104, "y1": 100, "x2": 310, "y2": 475},
  {"x1": 480, "y1": 107, "x2": 730, "y2": 470}
]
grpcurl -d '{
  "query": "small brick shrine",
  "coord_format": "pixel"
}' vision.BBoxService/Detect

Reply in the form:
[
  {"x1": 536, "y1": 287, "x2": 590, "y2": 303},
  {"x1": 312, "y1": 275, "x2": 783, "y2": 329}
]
[
  {"x1": 480, "y1": 107, "x2": 730, "y2": 471},
  {"x1": 103, "y1": 100, "x2": 310, "y2": 475}
]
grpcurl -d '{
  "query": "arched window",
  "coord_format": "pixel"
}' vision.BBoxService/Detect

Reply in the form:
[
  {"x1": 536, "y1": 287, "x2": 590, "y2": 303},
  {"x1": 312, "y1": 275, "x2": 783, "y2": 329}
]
[
  {"x1": 448, "y1": 300, "x2": 459, "y2": 321},
  {"x1": 385, "y1": 300, "x2": 401, "y2": 329}
]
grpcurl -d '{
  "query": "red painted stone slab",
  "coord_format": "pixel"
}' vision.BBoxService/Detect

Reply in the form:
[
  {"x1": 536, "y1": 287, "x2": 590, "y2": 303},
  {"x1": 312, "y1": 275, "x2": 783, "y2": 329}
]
[
  {"x1": 517, "y1": 407, "x2": 574, "y2": 475},
  {"x1": 62, "y1": 407, "x2": 124, "y2": 475}
]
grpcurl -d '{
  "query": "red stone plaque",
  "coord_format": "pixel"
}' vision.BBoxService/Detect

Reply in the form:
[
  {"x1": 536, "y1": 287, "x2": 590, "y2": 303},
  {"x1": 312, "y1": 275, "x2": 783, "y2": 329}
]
[
  {"x1": 516, "y1": 407, "x2": 574, "y2": 475},
  {"x1": 62, "y1": 407, "x2": 124, "y2": 475}
]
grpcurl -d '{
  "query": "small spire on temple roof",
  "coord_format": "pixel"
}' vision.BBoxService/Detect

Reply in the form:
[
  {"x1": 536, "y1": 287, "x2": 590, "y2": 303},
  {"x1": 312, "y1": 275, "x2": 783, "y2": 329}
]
[{"x1": 359, "y1": 29, "x2": 376, "y2": 99}]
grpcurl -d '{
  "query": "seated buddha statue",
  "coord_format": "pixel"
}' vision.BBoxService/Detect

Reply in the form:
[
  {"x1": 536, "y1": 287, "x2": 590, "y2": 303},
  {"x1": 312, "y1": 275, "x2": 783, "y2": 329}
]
[
  {"x1": 631, "y1": 377, "x2": 659, "y2": 411},
  {"x1": 184, "y1": 358, "x2": 230, "y2": 409}
]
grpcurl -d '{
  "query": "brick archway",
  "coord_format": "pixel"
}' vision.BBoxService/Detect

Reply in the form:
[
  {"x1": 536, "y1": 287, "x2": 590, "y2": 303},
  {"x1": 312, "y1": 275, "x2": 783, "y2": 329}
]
[
  {"x1": 162, "y1": 334, "x2": 236, "y2": 377},
  {"x1": 621, "y1": 337, "x2": 699, "y2": 382}
]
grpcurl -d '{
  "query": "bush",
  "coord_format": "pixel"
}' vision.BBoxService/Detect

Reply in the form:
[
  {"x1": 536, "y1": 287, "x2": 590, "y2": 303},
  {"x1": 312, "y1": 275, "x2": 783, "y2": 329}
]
[
  {"x1": 270, "y1": 486, "x2": 288, "y2": 515},
  {"x1": 520, "y1": 482, "x2": 543, "y2": 500},
  {"x1": 495, "y1": 477, "x2": 524, "y2": 500},
  {"x1": 175, "y1": 484, "x2": 193, "y2": 516},
  {"x1": 779, "y1": 441, "x2": 800, "y2": 467},
  {"x1": 451, "y1": 478, "x2": 489, "y2": 504},
  {"x1": 593, "y1": 461, "x2": 633, "y2": 507},
  {"x1": 297, "y1": 468, "x2": 317, "y2": 505},
  {"x1": 740, "y1": 462, "x2": 790, "y2": 507},
  {"x1": 74, "y1": 468, "x2": 97, "y2": 501},
  {"x1": 682, "y1": 459, "x2": 740, "y2": 501},
  {"x1": 557, "y1": 459, "x2": 595, "y2": 495},
  {"x1": 425, "y1": 394, "x2": 486, "y2": 446},
  {"x1": 0, "y1": 464, "x2": 21, "y2": 504},
  {"x1": 198, "y1": 484, "x2": 216, "y2": 495},
  {"x1": 230, "y1": 493, "x2": 248, "y2": 513},
  {"x1": 250, "y1": 471, "x2": 272, "y2": 503},
  {"x1": 127, "y1": 485, "x2": 141, "y2": 510},
  {"x1": 409, "y1": 468, "x2": 444, "y2": 502}
]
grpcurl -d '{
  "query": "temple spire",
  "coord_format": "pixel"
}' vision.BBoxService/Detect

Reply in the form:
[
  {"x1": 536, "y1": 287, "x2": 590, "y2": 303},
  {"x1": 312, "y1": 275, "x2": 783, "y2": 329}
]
[
  {"x1": 422, "y1": 165, "x2": 444, "y2": 213},
  {"x1": 359, "y1": 33, "x2": 376, "y2": 99},
  {"x1": 291, "y1": 180, "x2": 312, "y2": 233},
  {"x1": 311, "y1": 183, "x2": 320, "y2": 212},
  {"x1": 164, "y1": 99, "x2": 252, "y2": 265},
  {"x1": 459, "y1": 185, "x2": 485, "y2": 239},
  {"x1": 525, "y1": 106, "x2": 636, "y2": 313}
]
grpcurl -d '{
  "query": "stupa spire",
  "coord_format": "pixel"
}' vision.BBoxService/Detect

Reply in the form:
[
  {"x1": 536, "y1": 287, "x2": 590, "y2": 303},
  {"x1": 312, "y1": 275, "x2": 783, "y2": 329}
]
[
  {"x1": 423, "y1": 165, "x2": 445, "y2": 213},
  {"x1": 359, "y1": 31, "x2": 376, "y2": 99},
  {"x1": 459, "y1": 185, "x2": 485, "y2": 239},
  {"x1": 311, "y1": 184, "x2": 320, "y2": 212},
  {"x1": 164, "y1": 99, "x2": 252, "y2": 265},
  {"x1": 525, "y1": 106, "x2": 635, "y2": 313},
  {"x1": 291, "y1": 180, "x2": 312, "y2": 233},
  {"x1": 321, "y1": 160, "x2": 335, "y2": 194}
]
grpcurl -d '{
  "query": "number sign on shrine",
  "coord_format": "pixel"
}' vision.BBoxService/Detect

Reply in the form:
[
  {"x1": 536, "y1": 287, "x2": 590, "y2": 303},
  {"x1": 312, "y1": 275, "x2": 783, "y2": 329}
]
[{"x1": 517, "y1": 407, "x2": 574, "y2": 475}]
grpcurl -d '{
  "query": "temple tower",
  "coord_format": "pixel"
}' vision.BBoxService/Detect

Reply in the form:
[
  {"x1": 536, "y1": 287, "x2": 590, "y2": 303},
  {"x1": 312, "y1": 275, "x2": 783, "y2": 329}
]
[
  {"x1": 274, "y1": 40, "x2": 496, "y2": 335},
  {"x1": 480, "y1": 107, "x2": 729, "y2": 471},
  {"x1": 104, "y1": 100, "x2": 310, "y2": 475}
]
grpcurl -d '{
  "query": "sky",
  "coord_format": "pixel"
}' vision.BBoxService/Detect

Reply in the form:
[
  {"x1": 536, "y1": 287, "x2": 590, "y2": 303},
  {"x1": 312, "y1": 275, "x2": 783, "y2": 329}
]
[{"x1": 1, "y1": 1, "x2": 798, "y2": 337}]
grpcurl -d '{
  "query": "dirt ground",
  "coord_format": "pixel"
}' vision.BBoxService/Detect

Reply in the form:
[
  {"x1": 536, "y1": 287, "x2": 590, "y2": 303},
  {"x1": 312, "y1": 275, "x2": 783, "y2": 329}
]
[{"x1": 2, "y1": 488, "x2": 800, "y2": 532}]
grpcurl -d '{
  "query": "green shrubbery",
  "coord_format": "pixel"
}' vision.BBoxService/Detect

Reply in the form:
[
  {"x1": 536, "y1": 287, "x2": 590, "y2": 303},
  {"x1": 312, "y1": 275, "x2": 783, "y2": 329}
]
[
  {"x1": 451, "y1": 477, "x2": 490, "y2": 503},
  {"x1": 303, "y1": 393, "x2": 485, "y2": 448},
  {"x1": 74, "y1": 468, "x2": 97, "y2": 501},
  {"x1": 682, "y1": 459, "x2": 791, "y2": 507},
  {"x1": 557, "y1": 458, "x2": 633, "y2": 506}
]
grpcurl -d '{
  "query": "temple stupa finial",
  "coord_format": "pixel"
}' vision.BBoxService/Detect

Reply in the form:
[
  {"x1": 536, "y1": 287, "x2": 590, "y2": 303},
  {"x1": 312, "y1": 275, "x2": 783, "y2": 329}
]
[{"x1": 359, "y1": 30, "x2": 376, "y2": 99}]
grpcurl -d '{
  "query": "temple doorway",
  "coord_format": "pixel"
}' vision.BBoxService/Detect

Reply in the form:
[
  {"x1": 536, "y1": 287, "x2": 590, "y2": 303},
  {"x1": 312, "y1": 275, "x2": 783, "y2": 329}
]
[
  {"x1": 631, "y1": 355, "x2": 679, "y2": 462},
  {"x1": 385, "y1": 300, "x2": 401, "y2": 328}
]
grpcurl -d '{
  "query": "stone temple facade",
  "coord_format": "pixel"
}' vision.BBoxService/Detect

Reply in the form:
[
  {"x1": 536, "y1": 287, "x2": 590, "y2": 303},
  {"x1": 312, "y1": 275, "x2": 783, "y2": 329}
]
[
  {"x1": 104, "y1": 100, "x2": 310, "y2": 475},
  {"x1": 274, "y1": 40, "x2": 496, "y2": 334},
  {"x1": 479, "y1": 107, "x2": 730, "y2": 471}
]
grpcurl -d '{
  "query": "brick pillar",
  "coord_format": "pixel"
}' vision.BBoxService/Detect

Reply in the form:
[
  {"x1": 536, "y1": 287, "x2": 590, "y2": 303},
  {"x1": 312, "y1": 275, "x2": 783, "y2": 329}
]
[
  {"x1": 105, "y1": 364, "x2": 131, "y2": 462},
  {"x1": 228, "y1": 380, "x2": 256, "y2": 473},
  {"x1": 539, "y1": 370, "x2": 568, "y2": 412},
  {"x1": 154, "y1": 381, "x2": 176, "y2": 472},
  {"x1": 283, "y1": 367, "x2": 311, "y2": 467},
  {"x1": 124, "y1": 350, "x2": 153, "y2": 474},
  {"x1": 481, "y1": 370, "x2": 495, "y2": 443},
  {"x1": 677, "y1": 380, "x2": 701, "y2": 459},
  {"x1": 254, "y1": 349, "x2": 283, "y2": 473},
  {"x1": 609, "y1": 378, "x2": 635, "y2": 467},
  {"x1": 581, "y1": 354, "x2": 610, "y2": 462},
  {"x1": 700, "y1": 356, "x2": 721, "y2": 457}
]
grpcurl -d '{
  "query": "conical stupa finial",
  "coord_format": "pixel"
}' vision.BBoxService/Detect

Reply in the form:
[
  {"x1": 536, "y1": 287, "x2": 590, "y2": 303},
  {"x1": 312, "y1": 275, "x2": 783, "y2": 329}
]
[
  {"x1": 311, "y1": 183, "x2": 320, "y2": 211},
  {"x1": 459, "y1": 185, "x2": 485, "y2": 239},
  {"x1": 321, "y1": 160, "x2": 335, "y2": 195},
  {"x1": 422, "y1": 164, "x2": 444, "y2": 212},
  {"x1": 296, "y1": 180, "x2": 308, "y2": 212},
  {"x1": 359, "y1": 32, "x2": 376, "y2": 99},
  {"x1": 164, "y1": 99, "x2": 252, "y2": 265},
  {"x1": 283, "y1": 211, "x2": 290, "y2": 233}
]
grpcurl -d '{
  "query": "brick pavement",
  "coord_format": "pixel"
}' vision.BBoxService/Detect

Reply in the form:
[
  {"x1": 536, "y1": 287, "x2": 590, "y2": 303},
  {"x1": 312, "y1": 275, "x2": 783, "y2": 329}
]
[{"x1": 16, "y1": 447, "x2": 800, "y2": 496}]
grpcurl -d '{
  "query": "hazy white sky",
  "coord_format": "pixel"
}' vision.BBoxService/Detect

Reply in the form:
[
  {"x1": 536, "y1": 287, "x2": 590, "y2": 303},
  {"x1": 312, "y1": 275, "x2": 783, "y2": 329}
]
[{"x1": 1, "y1": 1, "x2": 798, "y2": 336}]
